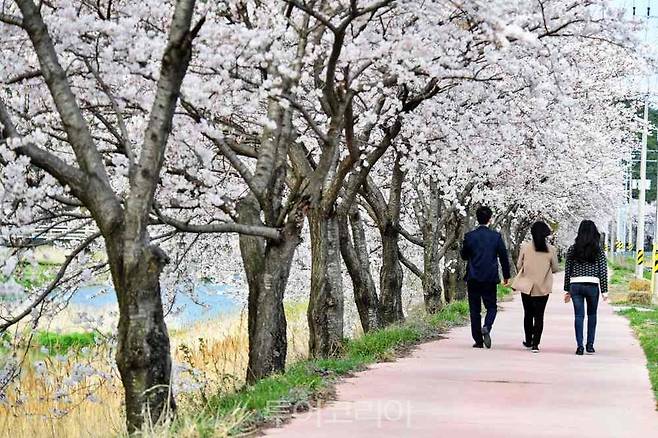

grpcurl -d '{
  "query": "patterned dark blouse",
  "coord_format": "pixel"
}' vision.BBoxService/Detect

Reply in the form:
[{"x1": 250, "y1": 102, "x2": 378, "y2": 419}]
[{"x1": 563, "y1": 246, "x2": 608, "y2": 294}]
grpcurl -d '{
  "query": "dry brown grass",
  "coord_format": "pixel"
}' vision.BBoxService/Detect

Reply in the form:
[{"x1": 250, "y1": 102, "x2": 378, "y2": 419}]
[
  {"x1": 627, "y1": 290, "x2": 653, "y2": 306},
  {"x1": 1, "y1": 301, "x2": 309, "y2": 438},
  {"x1": 629, "y1": 278, "x2": 651, "y2": 292},
  {"x1": 0, "y1": 342, "x2": 124, "y2": 438}
]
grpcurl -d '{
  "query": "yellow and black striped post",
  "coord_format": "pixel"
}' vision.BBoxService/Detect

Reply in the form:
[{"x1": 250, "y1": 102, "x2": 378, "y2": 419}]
[
  {"x1": 651, "y1": 243, "x2": 658, "y2": 297},
  {"x1": 637, "y1": 249, "x2": 645, "y2": 267},
  {"x1": 616, "y1": 241, "x2": 623, "y2": 251},
  {"x1": 628, "y1": 242, "x2": 634, "y2": 252}
]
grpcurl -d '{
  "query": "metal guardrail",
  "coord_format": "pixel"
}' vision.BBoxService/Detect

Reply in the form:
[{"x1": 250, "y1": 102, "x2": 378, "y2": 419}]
[{"x1": 5, "y1": 223, "x2": 98, "y2": 246}]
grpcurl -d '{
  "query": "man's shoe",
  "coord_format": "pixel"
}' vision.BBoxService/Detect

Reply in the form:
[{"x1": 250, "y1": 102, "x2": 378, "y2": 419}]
[
  {"x1": 482, "y1": 326, "x2": 492, "y2": 349},
  {"x1": 473, "y1": 343, "x2": 484, "y2": 348},
  {"x1": 576, "y1": 346, "x2": 584, "y2": 356},
  {"x1": 586, "y1": 345, "x2": 596, "y2": 354},
  {"x1": 531, "y1": 346, "x2": 540, "y2": 353},
  {"x1": 522, "y1": 341, "x2": 532, "y2": 349}
]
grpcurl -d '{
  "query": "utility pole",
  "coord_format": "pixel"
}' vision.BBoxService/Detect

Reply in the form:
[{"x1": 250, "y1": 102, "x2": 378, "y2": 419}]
[
  {"x1": 609, "y1": 221, "x2": 615, "y2": 259},
  {"x1": 653, "y1": 131, "x2": 658, "y2": 302},
  {"x1": 629, "y1": 163, "x2": 634, "y2": 255},
  {"x1": 628, "y1": 167, "x2": 634, "y2": 256},
  {"x1": 617, "y1": 204, "x2": 625, "y2": 261},
  {"x1": 625, "y1": 164, "x2": 631, "y2": 256},
  {"x1": 636, "y1": 98, "x2": 648, "y2": 279},
  {"x1": 635, "y1": 3, "x2": 651, "y2": 279}
]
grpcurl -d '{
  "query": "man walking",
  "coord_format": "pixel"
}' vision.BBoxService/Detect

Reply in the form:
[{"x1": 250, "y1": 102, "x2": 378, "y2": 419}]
[{"x1": 460, "y1": 206, "x2": 511, "y2": 349}]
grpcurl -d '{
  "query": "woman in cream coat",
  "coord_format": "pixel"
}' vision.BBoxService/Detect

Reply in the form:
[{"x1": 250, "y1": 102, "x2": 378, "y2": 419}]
[{"x1": 514, "y1": 221, "x2": 559, "y2": 353}]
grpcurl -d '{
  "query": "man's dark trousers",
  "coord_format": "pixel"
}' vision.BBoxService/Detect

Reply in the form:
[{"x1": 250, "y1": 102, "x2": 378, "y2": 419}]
[
  {"x1": 467, "y1": 280, "x2": 498, "y2": 345},
  {"x1": 461, "y1": 225, "x2": 510, "y2": 346}
]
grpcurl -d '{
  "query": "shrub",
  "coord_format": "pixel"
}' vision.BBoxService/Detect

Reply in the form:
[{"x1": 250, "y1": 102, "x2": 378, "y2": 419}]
[
  {"x1": 628, "y1": 291, "x2": 653, "y2": 306},
  {"x1": 629, "y1": 279, "x2": 651, "y2": 292}
]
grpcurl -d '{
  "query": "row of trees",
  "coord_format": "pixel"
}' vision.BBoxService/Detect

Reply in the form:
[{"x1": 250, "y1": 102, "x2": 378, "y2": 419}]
[{"x1": 0, "y1": 0, "x2": 643, "y2": 432}]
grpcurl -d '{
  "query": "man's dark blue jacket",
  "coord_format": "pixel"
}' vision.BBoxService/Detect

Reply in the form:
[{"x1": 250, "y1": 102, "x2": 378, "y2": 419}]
[{"x1": 460, "y1": 225, "x2": 511, "y2": 283}]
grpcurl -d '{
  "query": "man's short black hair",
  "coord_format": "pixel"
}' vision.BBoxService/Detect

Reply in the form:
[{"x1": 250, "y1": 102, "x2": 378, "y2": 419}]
[{"x1": 476, "y1": 206, "x2": 493, "y2": 225}]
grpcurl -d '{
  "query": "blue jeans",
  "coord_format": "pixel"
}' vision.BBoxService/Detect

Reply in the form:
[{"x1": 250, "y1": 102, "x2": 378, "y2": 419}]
[{"x1": 570, "y1": 283, "x2": 600, "y2": 348}]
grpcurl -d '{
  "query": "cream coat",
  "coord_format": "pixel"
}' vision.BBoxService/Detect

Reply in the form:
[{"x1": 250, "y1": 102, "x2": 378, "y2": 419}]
[{"x1": 516, "y1": 241, "x2": 559, "y2": 296}]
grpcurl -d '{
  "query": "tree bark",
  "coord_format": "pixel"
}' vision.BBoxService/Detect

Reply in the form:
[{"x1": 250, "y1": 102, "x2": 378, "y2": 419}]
[
  {"x1": 308, "y1": 207, "x2": 344, "y2": 358},
  {"x1": 422, "y1": 251, "x2": 443, "y2": 313},
  {"x1": 420, "y1": 184, "x2": 443, "y2": 314},
  {"x1": 423, "y1": 224, "x2": 446, "y2": 314},
  {"x1": 109, "y1": 239, "x2": 174, "y2": 434},
  {"x1": 377, "y1": 153, "x2": 405, "y2": 325},
  {"x1": 511, "y1": 220, "x2": 531, "y2": 265},
  {"x1": 339, "y1": 207, "x2": 381, "y2": 333},
  {"x1": 441, "y1": 221, "x2": 467, "y2": 303},
  {"x1": 379, "y1": 222, "x2": 404, "y2": 324},
  {"x1": 238, "y1": 196, "x2": 303, "y2": 383},
  {"x1": 442, "y1": 246, "x2": 467, "y2": 302}
]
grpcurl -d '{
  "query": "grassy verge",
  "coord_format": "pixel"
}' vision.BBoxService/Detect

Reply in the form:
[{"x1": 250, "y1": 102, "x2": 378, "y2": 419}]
[
  {"x1": 168, "y1": 299, "x2": 471, "y2": 436},
  {"x1": 35, "y1": 331, "x2": 96, "y2": 354},
  {"x1": 608, "y1": 256, "x2": 652, "y2": 281},
  {"x1": 618, "y1": 307, "x2": 658, "y2": 408},
  {"x1": 608, "y1": 258, "x2": 657, "y2": 307},
  {"x1": 610, "y1": 261, "x2": 634, "y2": 285},
  {"x1": 497, "y1": 284, "x2": 512, "y2": 300}
]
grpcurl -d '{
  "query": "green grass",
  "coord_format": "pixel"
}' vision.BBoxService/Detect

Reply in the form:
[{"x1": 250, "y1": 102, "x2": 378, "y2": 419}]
[
  {"x1": 610, "y1": 260, "x2": 634, "y2": 284},
  {"x1": 608, "y1": 259, "x2": 655, "y2": 289},
  {"x1": 610, "y1": 261, "x2": 632, "y2": 275},
  {"x1": 0, "y1": 262, "x2": 55, "y2": 293},
  {"x1": 344, "y1": 325, "x2": 422, "y2": 362},
  {"x1": 426, "y1": 299, "x2": 470, "y2": 328},
  {"x1": 20, "y1": 263, "x2": 56, "y2": 288},
  {"x1": 207, "y1": 361, "x2": 325, "y2": 422},
  {"x1": 35, "y1": 331, "x2": 96, "y2": 353},
  {"x1": 618, "y1": 307, "x2": 658, "y2": 406},
  {"x1": 608, "y1": 257, "x2": 652, "y2": 281},
  {"x1": 611, "y1": 268, "x2": 632, "y2": 285},
  {"x1": 0, "y1": 332, "x2": 11, "y2": 355},
  {"x1": 497, "y1": 284, "x2": 512, "y2": 300},
  {"x1": 197, "y1": 299, "x2": 470, "y2": 435}
]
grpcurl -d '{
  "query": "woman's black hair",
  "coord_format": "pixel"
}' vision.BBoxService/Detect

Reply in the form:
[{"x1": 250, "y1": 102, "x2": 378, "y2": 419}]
[
  {"x1": 570, "y1": 220, "x2": 601, "y2": 263},
  {"x1": 531, "y1": 221, "x2": 552, "y2": 253}
]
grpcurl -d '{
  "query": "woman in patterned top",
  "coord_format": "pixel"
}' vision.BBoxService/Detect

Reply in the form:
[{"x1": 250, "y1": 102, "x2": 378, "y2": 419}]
[{"x1": 563, "y1": 220, "x2": 608, "y2": 356}]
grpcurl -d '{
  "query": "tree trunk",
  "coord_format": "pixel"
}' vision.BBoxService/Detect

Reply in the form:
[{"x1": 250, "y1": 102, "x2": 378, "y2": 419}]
[
  {"x1": 423, "y1": 249, "x2": 443, "y2": 313},
  {"x1": 379, "y1": 222, "x2": 404, "y2": 324},
  {"x1": 443, "y1": 222, "x2": 467, "y2": 302},
  {"x1": 453, "y1": 260, "x2": 468, "y2": 300},
  {"x1": 443, "y1": 263, "x2": 458, "y2": 303},
  {"x1": 238, "y1": 196, "x2": 302, "y2": 383},
  {"x1": 512, "y1": 221, "x2": 531, "y2": 266},
  {"x1": 505, "y1": 219, "x2": 531, "y2": 276},
  {"x1": 500, "y1": 221, "x2": 517, "y2": 277},
  {"x1": 339, "y1": 207, "x2": 381, "y2": 333},
  {"x1": 109, "y1": 241, "x2": 174, "y2": 434},
  {"x1": 421, "y1": 183, "x2": 443, "y2": 314},
  {"x1": 423, "y1": 228, "x2": 445, "y2": 314},
  {"x1": 442, "y1": 247, "x2": 467, "y2": 302},
  {"x1": 308, "y1": 207, "x2": 344, "y2": 358}
]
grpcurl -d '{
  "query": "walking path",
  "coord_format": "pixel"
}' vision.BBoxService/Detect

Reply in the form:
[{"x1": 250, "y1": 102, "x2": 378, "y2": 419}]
[{"x1": 265, "y1": 273, "x2": 658, "y2": 437}]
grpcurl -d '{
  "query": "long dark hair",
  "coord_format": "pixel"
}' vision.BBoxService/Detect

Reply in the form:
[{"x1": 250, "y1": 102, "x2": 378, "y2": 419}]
[
  {"x1": 531, "y1": 221, "x2": 551, "y2": 252},
  {"x1": 571, "y1": 220, "x2": 601, "y2": 263}
]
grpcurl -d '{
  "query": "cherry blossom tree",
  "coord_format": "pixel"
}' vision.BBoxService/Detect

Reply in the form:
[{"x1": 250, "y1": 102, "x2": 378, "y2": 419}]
[
  {"x1": 0, "y1": 0, "x2": 213, "y2": 431},
  {"x1": 0, "y1": 0, "x2": 647, "y2": 433}
]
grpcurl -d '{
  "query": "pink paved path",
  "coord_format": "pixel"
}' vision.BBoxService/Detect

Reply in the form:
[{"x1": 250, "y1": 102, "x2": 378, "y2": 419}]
[{"x1": 265, "y1": 273, "x2": 658, "y2": 437}]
